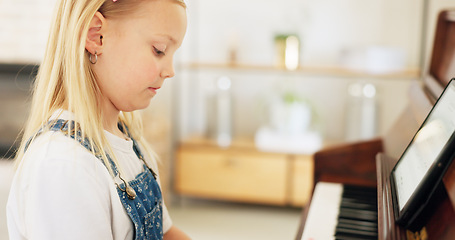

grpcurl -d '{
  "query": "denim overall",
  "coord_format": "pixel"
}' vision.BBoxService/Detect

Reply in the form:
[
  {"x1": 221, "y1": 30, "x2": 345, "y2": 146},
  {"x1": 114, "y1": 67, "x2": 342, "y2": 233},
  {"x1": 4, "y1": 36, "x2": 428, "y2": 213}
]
[{"x1": 25, "y1": 119, "x2": 164, "y2": 240}]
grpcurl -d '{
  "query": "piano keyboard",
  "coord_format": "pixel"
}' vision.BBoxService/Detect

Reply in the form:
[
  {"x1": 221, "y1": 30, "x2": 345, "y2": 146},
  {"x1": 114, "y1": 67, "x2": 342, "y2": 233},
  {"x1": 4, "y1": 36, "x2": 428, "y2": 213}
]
[{"x1": 301, "y1": 182, "x2": 378, "y2": 240}]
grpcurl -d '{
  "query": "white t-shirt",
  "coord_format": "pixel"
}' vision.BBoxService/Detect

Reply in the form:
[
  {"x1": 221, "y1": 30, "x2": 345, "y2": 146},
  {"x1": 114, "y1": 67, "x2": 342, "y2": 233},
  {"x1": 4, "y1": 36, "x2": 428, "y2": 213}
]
[{"x1": 6, "y1": 111, "x2": 172, "y2": 240}]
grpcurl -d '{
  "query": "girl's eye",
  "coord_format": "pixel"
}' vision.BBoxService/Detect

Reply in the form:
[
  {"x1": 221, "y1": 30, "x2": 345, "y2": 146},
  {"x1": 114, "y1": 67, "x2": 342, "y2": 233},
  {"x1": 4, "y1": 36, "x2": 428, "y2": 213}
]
[{"x1": 153, "y1": 47, "x2": 166, "y2": 56}]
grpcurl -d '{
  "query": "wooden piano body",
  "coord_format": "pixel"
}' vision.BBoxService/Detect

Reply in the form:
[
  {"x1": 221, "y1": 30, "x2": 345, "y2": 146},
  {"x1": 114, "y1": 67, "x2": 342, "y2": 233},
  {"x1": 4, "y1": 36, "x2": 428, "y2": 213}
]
[{"x1": 296, "y1": 10, "x2": 455, "y2": 240}]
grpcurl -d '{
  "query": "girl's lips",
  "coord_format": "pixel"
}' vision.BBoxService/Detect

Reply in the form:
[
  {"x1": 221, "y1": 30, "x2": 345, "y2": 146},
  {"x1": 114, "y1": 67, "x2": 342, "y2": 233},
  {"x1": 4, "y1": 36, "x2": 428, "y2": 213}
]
[{"x1": 148, "y1": 87, "x2": 160, "y2": 94}]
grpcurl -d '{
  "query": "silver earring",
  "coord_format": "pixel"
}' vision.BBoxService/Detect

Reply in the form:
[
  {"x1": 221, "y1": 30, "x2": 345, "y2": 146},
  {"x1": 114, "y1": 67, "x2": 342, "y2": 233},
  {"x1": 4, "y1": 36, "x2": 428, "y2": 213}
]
[{"x1": 89, "y1": 51, "x2": 98, "y2": 64}]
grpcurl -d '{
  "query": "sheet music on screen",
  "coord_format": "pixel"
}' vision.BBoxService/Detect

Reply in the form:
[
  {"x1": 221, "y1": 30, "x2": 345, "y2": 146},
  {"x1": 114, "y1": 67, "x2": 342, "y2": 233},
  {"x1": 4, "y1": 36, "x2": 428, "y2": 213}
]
[{"x1": 394, "y1": 83, "x2": 455, "y2": 211}]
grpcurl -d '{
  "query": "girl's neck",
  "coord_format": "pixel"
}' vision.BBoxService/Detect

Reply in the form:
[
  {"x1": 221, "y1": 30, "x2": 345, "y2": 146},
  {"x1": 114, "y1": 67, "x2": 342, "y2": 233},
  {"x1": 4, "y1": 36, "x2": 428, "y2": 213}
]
[
  {"x1": 61, "y1": 101, "x2": 126, "y2": 139},
  {"x1": 102, "y1": 105, "x2": 125, "y2": 140}
]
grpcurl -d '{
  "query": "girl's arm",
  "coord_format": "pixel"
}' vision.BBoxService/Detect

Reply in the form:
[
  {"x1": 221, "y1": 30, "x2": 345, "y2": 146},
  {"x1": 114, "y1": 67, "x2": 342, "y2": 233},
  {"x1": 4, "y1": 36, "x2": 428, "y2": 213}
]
[{"x1": 164, "y1": 226, "x2": 192, "y2": 240}]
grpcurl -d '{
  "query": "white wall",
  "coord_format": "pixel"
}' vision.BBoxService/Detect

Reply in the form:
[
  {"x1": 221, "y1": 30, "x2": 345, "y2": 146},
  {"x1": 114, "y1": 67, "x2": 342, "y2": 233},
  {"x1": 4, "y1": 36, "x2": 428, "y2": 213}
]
[
  {"x1": 2, "y1": 0, "x2": 455, "y2": 143},
  {"x1": 0, "y1": 0, "x2": 57, "y2": 64},
  {"x1": 176, "y1": 0, "x2": 428, "y2": 142},
  {"x1": 180, "y1": 0, "x2": 423, "y2": 68}
]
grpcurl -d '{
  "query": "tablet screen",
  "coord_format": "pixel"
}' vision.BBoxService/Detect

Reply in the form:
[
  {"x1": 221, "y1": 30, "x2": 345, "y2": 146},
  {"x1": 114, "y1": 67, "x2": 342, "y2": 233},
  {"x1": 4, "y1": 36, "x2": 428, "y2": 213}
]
[{"x1": 393, "y1": 81, "x2": 455, "y2": 211}]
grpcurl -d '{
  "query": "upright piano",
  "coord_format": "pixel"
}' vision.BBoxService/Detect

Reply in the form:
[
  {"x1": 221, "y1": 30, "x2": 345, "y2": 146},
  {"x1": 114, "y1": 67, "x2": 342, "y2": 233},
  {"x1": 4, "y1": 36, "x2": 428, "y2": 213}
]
[{"x1": 296, "y1": 10, "x2": 455, "y2": 240}]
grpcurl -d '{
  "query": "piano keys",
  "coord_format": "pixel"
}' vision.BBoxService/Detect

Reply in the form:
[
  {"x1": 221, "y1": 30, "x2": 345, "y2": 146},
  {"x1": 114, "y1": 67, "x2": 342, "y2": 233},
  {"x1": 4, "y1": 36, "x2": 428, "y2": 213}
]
[
  {"x1": 301, "y1": 182, "x2": 378, "y2": 240},
  {"x1": 336, "y1": 184, "x2": 377, "y2": 239},
  {"x1": 300, "y1": 182, "x2": 342, "y2": 240}
]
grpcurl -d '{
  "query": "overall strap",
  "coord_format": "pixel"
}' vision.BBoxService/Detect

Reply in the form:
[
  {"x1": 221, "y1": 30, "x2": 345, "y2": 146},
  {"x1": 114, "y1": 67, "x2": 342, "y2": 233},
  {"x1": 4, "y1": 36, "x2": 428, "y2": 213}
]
[
  {"x1": 118, "y1": 122, "x2": 158, "y2": 179},
  {"x1": 24, "y1": 119, "x2": 119, "y2": 175}
]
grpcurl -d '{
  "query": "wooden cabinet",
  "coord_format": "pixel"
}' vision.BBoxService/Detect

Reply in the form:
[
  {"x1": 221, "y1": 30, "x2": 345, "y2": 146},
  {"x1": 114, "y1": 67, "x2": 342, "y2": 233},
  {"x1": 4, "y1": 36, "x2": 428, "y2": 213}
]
[
  {"x1": 174, "y1": 138, "x2": 314, "y2": 206},
  {"x1": 291, "y1": 155, "x2": 314, "y2": 206}
]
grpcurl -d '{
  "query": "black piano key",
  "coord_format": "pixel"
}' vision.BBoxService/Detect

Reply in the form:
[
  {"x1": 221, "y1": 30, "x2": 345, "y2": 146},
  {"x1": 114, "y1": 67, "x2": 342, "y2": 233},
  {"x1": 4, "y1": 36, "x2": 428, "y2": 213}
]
[
  {"x1": 342, "y1": 188, "x2": 377, "y2": 202},
  {"x1": 334, "y1": 184, "x2": 378, "y2": 240},
  {"x1": 334, "y1": 226, "x2": 378, "y2": 240},
  {"x1": 341, "y1": 185, "x2": 377, "y2": 209},
  {"x1": 338, "y1": 208, "x2": 377, "y2": 222},
  {"x1": 337, "y1": 218, "x2": 377, "y2": 229},
  {"x1": 337, "y1": 220, "x2": 377, "y2": 232},
  {"x1": 339, "y1": 205, "x2": 377, "y2": 215},
  {"x1": 335, "y1": 220, "x2": 378, "y2": 237},
  {"x1": 342, "y1": 193, "x2": 377, "y2": 201},
  {"x1": 342, "y1": 185, "x2": 377, "y2": 195},
  {"x1": 335, "y1": 225, "x2": 378, "y2": 236},
  {"x1": 340, "y1": 200, "x2": 376, "y2": 211},
  {"x1": 342, "y1": 197, "x2": 376, "y2": 206},
  {"x1": 343, "y1": 184, "x2": 377, "y2": 192},
  {"x1": 335, "y1": 236, "x2": 371, "y2": 240},
  {"x1": 337, "y1": 230, "x2": 377, "y2": 239}
]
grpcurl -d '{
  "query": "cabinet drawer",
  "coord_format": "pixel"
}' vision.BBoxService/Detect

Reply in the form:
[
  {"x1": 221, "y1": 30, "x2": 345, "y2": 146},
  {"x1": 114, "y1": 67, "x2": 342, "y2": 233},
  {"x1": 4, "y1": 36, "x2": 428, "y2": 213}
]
[
  {"x1": 175, "y1": 149, "x2": 288, "y2": 205},
  {"x1": 291, "y1": 155, "x2": 314, "y2": 206}
]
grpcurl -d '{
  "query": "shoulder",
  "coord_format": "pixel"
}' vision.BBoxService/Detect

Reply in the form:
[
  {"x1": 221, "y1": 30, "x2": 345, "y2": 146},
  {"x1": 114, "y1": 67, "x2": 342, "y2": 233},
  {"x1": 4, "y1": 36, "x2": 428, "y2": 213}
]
[
  {"x1": 7, "y1": 131, "x2": 120, "y2": 237},
  {"x1": 7, "y1": 130, "x2": 128, "y2": 239},
  {"x1": 23, "y1": 131, "x2": 102, "y2": 169},
  {"x1": 15, "y1": 130, "x2": 112, "y2": 192}
]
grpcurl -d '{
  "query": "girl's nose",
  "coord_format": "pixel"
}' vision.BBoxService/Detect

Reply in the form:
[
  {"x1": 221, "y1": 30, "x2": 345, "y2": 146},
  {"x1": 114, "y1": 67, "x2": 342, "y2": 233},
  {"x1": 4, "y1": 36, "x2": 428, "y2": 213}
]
[{"x1": 160, "y1": 61, "x2": 175, "y2": 79}]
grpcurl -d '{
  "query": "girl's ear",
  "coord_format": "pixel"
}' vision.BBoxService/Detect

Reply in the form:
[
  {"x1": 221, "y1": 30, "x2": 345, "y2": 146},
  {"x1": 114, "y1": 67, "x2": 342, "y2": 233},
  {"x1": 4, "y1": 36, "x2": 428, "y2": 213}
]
[{"x1": 86, "y1": 12, "x2": 106, "y2": 55}]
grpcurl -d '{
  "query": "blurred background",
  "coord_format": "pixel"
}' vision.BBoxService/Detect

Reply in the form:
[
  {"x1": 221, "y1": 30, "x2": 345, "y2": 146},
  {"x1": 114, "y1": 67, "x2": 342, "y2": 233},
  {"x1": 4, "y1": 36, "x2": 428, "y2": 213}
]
[{"x1": 1, "y1": 0, "x2": 455, "y2": 239}]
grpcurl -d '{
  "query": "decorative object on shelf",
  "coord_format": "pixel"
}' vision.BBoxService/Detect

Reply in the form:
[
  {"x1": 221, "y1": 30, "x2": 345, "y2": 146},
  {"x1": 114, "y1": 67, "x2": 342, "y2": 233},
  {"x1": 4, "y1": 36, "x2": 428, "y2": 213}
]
[
  {"x1": 255, "y1": 91, "x2": 322, "y2": 154},
  {"x1": 270, "y1": 92, "x2": 312, "y2": 134},
  {"x1": 345, "y1": 81, "x2": 378, "y2": 141},
  {"x1": 227, "y1": 31, "x2": 238, "y2": 66},
  {"x1": 274, "y1": 34, "x2": 300, "y2": 70},
  {"x1": 214, "y1": 76, "x2": 232, "y2": 147},
  {"x1": 339, "y1": 45, "x2": 406, "y2": 74},
  {"x1": 255, "y1": 126, "x2": 322, "y2": 154}
]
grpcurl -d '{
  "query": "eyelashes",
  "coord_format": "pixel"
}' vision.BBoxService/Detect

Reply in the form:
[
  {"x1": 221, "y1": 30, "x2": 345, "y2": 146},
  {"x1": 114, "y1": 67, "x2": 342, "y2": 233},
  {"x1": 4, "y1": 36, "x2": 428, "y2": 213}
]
[{"x1": 153, "y1": 46, "x2": 166, "y2": 56}]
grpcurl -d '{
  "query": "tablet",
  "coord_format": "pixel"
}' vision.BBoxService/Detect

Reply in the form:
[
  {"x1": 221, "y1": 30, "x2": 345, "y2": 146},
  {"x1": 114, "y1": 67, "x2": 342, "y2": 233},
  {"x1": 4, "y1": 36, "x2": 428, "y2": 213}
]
[{"x1": 390, "y1": 78, "x2": 455, "y2": 230}]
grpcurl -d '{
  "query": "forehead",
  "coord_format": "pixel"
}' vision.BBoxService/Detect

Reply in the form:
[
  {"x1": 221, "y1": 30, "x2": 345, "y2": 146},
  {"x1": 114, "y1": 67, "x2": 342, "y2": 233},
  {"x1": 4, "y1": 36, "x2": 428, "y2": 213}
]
[{"x1": 111, "y1": 0, "x2": 187, "y2": 43}]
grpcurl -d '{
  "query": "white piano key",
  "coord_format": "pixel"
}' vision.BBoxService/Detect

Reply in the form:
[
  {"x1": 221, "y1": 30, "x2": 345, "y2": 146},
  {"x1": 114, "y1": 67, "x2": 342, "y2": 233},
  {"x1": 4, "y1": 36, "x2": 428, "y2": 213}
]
[{"x1": 301, "y1": 182, "x2": 343, "y2": 240}]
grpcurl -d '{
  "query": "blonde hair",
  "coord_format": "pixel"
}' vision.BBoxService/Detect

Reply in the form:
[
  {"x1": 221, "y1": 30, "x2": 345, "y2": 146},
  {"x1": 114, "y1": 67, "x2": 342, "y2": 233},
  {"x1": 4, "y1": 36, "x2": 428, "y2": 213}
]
[{"x1": 15, "y1": 0, "x2": 186, "y2": 176}]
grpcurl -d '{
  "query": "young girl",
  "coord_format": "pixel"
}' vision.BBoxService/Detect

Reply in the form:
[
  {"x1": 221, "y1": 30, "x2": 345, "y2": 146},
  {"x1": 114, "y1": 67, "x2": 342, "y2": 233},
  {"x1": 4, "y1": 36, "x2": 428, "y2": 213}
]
[{"x1": 7, "y1": 0, "x2": 189, "y2": 239}]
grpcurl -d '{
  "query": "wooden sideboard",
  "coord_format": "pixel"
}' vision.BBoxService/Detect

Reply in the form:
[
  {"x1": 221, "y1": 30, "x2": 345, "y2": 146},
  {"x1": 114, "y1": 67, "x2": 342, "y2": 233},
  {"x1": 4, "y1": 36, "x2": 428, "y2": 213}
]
[{"x1": 174, "y1": 137, "x2": 314, "y2": 206}]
